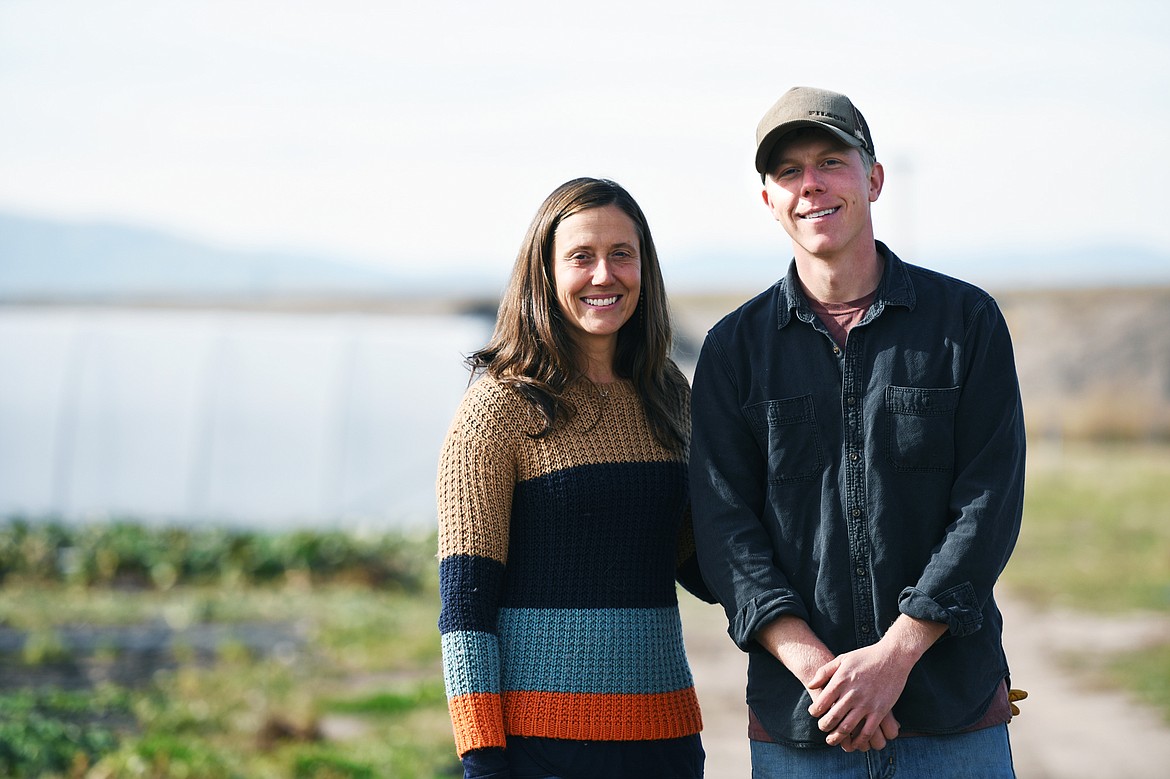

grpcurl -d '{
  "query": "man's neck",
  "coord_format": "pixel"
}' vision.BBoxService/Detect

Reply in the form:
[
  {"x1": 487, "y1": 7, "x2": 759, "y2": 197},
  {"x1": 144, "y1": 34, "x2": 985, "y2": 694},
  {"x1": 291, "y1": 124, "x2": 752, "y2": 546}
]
[{"x1": 793, "y1": 243, "x2": 883, "y2": 304}]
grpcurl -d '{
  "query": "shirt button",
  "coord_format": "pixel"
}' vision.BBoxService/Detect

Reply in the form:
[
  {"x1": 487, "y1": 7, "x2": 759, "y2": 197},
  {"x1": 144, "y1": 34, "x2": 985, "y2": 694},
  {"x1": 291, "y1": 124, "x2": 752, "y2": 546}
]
[
  {"x1": 860, "y1": 625, "x2": 871, "y2": 634},
  {"x1": 852, "y1": 508, "x2": 861, "y2": 517},
  {"x1": 856, "y1": 566, "x2": 865, "y2": 576},
  {"x1": 850, "y1": 452, "x2": 860, "y2": 462},
  {"x1": 846, "y1": 396, "x2": 856, "y2": 406}
]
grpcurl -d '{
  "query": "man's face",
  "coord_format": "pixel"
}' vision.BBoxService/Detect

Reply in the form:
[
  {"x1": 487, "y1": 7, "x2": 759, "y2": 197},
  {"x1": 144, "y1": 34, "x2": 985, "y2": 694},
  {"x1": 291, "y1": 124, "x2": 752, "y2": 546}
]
[{"x1": 761, "y1": 132, "x2": 883, "y2": 263}]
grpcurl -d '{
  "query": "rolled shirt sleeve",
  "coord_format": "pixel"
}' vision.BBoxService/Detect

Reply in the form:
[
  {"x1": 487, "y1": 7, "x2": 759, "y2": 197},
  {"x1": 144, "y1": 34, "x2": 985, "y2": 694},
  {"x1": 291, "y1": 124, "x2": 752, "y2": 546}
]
[{"x1": 899, "y1": 297, "x2": 1026, "y2": 637}]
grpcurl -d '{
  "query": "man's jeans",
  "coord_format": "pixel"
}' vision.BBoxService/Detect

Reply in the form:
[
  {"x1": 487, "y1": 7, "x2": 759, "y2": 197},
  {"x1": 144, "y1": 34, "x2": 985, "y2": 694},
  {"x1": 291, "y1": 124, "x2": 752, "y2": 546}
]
[{"x1": 749, "y1": 724, "x2": 1015, "y2": 779}]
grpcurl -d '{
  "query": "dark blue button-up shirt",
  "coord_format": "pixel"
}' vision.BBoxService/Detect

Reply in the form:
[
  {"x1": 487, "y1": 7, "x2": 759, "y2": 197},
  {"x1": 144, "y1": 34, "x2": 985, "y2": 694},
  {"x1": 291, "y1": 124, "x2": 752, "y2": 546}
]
[{"x1": 690, "y1": 243, "x2": 1026, "y2": 746}]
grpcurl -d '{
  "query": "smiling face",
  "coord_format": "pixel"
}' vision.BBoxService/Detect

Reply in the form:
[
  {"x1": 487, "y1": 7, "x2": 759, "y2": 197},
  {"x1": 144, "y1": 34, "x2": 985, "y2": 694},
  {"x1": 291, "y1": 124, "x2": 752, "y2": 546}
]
[
  {"x1": 551, "y1": 204, "x2": 642, "y2": 364},
  {"x1": 762, "y1": 130, "x2": 884, "y2": 265}
]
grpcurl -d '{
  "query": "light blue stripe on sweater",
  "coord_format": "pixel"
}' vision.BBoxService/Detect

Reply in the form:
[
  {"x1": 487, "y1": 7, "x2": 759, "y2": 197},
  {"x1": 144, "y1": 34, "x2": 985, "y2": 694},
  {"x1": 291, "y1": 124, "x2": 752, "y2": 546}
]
[
  {"x1": 497, "y1": 607, "x2": 694, "y2": 695},
  {"x1": 441, "y1": 630, "x2": 500, "y2": 698}
]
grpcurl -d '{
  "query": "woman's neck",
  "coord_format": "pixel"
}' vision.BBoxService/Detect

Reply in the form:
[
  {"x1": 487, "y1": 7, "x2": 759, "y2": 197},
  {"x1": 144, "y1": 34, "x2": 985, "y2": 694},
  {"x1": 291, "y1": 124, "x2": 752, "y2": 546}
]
[
  {"x1": 583, "y1": 363, "x2": 618, "y2": 385},
  {"x1": 574, "y1": 337, "x2": 619, "y2": 384}
]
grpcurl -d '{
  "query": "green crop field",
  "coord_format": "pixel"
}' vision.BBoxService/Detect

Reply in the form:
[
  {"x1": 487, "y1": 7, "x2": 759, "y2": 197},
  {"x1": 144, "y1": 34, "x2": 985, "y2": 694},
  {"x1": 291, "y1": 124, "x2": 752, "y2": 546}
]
[
  {"x1": 2, "y1": 442, "x2": 1168, "y2": 776},
  {"x1": 0, "y1": 523, "x2": 456, "y2": 778}
]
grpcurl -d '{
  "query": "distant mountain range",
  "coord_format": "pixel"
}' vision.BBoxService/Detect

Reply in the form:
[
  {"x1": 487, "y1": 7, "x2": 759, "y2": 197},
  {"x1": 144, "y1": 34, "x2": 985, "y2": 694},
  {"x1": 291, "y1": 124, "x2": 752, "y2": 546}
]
[
  {"x1": 0, "y1": 212, "x2": 488, "y2": 300},
  {"x1": 1, "y1": 212, "x2": 1167, "y2": 301}
]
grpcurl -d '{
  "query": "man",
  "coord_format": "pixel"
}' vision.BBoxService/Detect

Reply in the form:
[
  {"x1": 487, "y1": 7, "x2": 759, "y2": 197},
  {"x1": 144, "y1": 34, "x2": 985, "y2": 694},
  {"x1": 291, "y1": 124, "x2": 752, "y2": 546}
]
[{"x1": 689, "y1": 86, "x2": 1025, "y2": 777}]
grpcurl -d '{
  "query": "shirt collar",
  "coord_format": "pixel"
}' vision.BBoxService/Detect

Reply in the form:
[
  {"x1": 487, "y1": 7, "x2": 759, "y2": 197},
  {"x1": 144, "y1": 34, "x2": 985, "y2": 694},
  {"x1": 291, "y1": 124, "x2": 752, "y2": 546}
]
[{"x1": 776, "y1": 241, "x2": 916, "y2": 330}]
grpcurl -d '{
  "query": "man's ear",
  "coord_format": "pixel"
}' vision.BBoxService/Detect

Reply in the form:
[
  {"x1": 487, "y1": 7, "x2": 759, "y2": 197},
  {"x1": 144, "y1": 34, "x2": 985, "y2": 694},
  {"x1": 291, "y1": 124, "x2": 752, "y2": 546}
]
[
  {"x1": 761, "y1": 182, "x2": 779, "y2": 220},
  {"x1": 868, "y1": 162, "x2": 885, "y2": 203}
]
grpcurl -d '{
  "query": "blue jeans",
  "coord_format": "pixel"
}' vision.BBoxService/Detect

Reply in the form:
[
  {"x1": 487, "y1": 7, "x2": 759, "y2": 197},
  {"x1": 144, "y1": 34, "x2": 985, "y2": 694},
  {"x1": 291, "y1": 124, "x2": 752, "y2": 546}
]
[{"x1": 750, "y1": 725, "x2": 1015, "y2": 779}]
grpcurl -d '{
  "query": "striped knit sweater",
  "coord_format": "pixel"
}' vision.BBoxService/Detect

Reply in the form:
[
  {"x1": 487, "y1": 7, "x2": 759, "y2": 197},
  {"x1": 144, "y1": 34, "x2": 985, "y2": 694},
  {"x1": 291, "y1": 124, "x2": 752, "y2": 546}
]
[{"x1": 436, "y1": 374, "x2": 704, "y2": 757}]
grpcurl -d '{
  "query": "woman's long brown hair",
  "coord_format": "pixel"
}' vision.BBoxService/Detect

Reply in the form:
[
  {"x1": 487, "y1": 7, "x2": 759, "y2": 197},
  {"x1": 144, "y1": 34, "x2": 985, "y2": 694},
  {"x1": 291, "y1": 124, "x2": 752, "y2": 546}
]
[{"x1": 467, "y1": 177, "x2": 687, "y2": 452}]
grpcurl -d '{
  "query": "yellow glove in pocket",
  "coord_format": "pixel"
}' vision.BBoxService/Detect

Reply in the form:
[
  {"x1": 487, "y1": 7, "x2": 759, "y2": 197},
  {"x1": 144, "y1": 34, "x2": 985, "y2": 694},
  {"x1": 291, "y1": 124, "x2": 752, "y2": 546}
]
[{"x1": 1009, "y1": 688, "x2": 1029, "y2": 717}]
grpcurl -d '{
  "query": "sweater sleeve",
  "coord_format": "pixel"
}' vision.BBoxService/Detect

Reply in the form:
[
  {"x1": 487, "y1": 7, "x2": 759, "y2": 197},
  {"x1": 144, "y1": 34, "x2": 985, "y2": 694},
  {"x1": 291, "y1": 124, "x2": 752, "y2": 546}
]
[
  {"x1": 674, "y1": 506, "x2": 717, "y2": 603},
  {"x1": 669, "y1": 381, "x2": 716, "y2": 604},
  {"x1": 436, "y1": 379, "x2": 517, "y2": 757}
]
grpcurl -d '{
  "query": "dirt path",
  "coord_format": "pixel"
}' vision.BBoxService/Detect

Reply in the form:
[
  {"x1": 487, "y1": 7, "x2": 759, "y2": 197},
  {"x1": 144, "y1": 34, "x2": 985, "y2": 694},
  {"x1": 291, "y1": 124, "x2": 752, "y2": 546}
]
[{"x1": 680, "y1": 592, "x2": 1170, "y2": 778}]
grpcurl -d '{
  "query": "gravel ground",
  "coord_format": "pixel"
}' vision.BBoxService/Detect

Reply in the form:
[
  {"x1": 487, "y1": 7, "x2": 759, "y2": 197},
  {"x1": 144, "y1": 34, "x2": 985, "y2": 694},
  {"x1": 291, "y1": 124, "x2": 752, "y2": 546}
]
[{"x1": 680, "y1": 592, "x2": 1170, "y2": 778}]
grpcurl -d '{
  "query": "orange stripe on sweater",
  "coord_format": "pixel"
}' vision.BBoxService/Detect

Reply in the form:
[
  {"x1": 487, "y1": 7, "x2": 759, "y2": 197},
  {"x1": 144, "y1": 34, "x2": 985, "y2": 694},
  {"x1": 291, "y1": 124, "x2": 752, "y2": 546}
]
[
  {"x1": 450, "y1": 688, "x2": 704, "y2": 755},
  {"x1": 448, "y1": 692, "x2": 506, "y2": 756},
  {"x1": 502, "y1": 689, "x2": 703, "y2": 742}
]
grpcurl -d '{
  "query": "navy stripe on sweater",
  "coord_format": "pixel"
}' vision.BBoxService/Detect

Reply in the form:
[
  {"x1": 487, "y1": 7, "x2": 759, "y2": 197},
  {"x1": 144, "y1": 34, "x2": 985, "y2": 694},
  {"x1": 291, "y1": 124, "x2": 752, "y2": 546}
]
[
  {"x1": 504, "y1": 460, "x2": 688, "y2": 609},
  {"x1": 439, "y1": 553, "x2": 505, "y2": 635}
]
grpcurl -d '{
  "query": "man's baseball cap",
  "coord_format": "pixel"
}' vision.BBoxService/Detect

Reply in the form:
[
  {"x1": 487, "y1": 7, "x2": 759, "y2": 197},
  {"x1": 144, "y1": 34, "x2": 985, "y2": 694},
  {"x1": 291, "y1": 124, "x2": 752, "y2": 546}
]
[{"x1": 755, "y1": 86, "x2": 875, "y2": 176}]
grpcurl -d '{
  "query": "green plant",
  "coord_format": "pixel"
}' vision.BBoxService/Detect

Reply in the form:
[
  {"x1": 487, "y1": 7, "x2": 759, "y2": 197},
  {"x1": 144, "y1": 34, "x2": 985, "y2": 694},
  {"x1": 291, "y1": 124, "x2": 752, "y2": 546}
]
[
  {"x1": 293, "y1": 752, "x2": 378, "y2": 779},
  {"x1": 93, "y1": 733, "x2": 241, "y2": 779},
  {"x1": 0, "y1": 688, "x2": 130, "y2": 777},
  {"x1": 0, "y1": 523, "x2": 454, "y2": 777},
  {"x1": 21, "y1": 627, "x2": 70, "y2": 665},
  {"x1": 324, "y1": 680, "x2": 446, "y2": 717},
  {"x1": 0, "y1": 519, "x2": 433, "y2": 592}
]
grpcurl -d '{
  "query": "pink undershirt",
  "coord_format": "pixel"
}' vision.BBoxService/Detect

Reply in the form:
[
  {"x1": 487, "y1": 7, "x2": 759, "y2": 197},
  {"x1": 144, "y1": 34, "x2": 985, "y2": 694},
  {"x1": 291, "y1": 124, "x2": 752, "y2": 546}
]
[{"x1": 804, "y1": 288, "x2": 877, "y2": 348}]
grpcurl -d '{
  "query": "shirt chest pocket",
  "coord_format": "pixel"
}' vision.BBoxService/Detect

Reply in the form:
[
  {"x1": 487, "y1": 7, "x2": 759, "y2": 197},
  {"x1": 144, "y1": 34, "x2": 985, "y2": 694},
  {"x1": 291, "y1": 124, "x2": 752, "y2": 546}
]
[
  {"x1": 885, "y1": 385, "x2": 961, "y2": 472},
  {"x1": 744, "y1": 395, "x2": 825, "y2": 485}
]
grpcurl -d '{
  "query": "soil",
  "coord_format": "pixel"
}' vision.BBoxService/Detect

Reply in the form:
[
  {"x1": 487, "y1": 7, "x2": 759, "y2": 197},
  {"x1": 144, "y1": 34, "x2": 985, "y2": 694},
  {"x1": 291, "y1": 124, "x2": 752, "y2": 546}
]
[{"x1": 0, "y1": 619, "x2": 306, "y2": 690}]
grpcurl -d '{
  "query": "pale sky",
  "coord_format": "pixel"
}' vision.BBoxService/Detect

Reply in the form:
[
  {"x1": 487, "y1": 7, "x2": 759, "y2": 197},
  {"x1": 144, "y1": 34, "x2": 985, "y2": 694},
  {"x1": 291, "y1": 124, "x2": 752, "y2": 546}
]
[{"x1": 2, "y1": 0, "x2": 1168, "y2": 285}]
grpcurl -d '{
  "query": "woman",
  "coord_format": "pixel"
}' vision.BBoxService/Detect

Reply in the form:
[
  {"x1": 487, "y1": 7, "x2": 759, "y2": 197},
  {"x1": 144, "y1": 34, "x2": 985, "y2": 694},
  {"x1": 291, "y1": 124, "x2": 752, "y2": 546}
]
[{"x1": 436, "y1": 177, "x2": 711, "y2": 779}]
